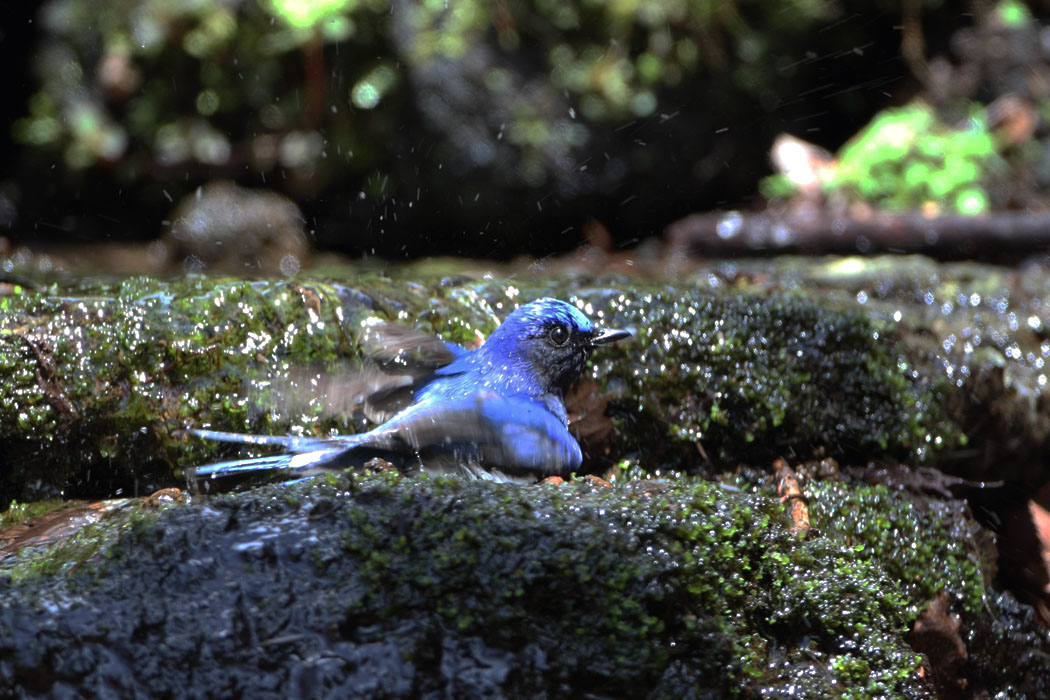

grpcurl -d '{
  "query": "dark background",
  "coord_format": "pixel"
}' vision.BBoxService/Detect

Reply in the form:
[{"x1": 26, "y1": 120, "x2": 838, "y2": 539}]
[{"x1": 0, "y1": 2, "x2": 1033, "y2": 259}]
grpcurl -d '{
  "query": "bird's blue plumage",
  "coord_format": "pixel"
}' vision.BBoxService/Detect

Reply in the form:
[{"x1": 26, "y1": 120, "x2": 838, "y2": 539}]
[{"x1": 189, "y1": 298, "x2": 630, "y2": 484}]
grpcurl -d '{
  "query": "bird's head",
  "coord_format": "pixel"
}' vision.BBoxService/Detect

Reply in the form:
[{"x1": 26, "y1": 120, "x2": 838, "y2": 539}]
[{"x1": 483, "y1": 298, "x2": 631, "y2": 394}]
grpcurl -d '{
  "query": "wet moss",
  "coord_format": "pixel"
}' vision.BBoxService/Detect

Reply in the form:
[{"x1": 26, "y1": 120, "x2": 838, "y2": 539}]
[
  {"x1": 795, "y1": 255, "x2": 1050, "y2": 485},
  {"x1": 1, "y1": 259, "x2": 1045, "y2": 696},
  {"x1": 591, "y1": 289, "x2": 960, "y2": 470},
  {"x1": 330, "y1": 474, "x2": 941, "y2": 697},
  {"x1": 806, "y1": 481, "x2": 986, "y2": 616},
  {"x1": 0, "y1": 468, "x2": 1009, "y2": 697},
  {"x1": 0, "y1": 497, "x2": 166, "y2": 581},
  {"x1": 0, "y1": 499, "x2": 68, "y2": 528},
  {"x1": 0, "y1": 274, "x2": 511, "y2": 505}
]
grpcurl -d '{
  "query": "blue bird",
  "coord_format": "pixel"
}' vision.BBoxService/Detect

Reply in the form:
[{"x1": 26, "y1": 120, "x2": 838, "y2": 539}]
[{"x1": 189, "y1": 298, "x2": 630, "y2": 484}]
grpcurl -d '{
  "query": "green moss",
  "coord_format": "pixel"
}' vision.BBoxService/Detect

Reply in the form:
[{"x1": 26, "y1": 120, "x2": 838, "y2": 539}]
[
  {"x1": 0, "y1": 497, "x2": 167, "y2": 581},
  {"x1": 806, "y1": 481, "x2": 986, "y2": 616},
  {"x1": 330, "y1": 473, "x2": 951, "y2": 696},
  {"x1": 573, "y1": 287, "x2": 961, "y2": 471},
  {"x1": 0, "y1": 499, "x2": 69, "y2": 528},
  {"x1": 0, "y1": 273, "x2": 518, "y2": 504},
  {"x1": 1, "y1": 468, "x2": 991, "y2": 696}
]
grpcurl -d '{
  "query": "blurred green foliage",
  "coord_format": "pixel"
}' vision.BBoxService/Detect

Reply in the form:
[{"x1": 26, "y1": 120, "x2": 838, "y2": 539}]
[
  {"x1": 763, "y1": 101, "x2": 1004, "y2": 215},
  {"x1": 13, "y1": 0, "x2": 391, "y2": 180},
  {"x1": 12, "y1": 0, "x2": 834, "y2": 185},
  {"x1": 995, "y1": 0, "x2": 1032, "y2": 29},
  {"x1": 831, "y1": 102, "x2": 1002, "y2": 214},
  {"x1": 269, "y1": 0, "x2": 356, "y2": 38},
  {"x1": 12, "y1": 0, "x2": 965, "y2": 254}
]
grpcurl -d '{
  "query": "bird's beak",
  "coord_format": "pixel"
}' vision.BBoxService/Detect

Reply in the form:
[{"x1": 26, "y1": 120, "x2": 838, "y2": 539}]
[{"x1": 590, "y1": 328, "x2": 632, "y2": 346}]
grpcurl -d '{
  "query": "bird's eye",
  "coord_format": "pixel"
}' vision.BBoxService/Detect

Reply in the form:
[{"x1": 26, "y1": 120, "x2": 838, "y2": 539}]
[{"x1": 547, "y1": 324, "x2": 570, "y2": 347}]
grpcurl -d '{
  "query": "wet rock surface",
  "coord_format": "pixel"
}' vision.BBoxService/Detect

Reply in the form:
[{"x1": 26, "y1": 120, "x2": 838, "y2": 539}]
[
  {"x1": 0, "y1": 476, "x2": 749, "y2": 698},
  {"x1": 0, "y1": 472, "x2": 1025, "y2": 699},
  {"x1": 2, "y1": 472, "x2": 1048, "y2": 698}
]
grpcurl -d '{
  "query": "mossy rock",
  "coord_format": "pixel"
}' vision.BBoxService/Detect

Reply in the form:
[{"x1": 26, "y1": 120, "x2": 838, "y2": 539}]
[{"x1": 0, "y1": 472, "x2": 999, "y2": 697}]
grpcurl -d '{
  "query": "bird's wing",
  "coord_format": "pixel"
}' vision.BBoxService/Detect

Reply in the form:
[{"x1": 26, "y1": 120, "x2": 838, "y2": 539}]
[
  {"x1": 476, "y1": 394, "x2": 583, "y2": 474},
  {"x1": 360, "y1": 391, "x2": 582, "y2": 476},
  {"x1": 431, "y1": 351, "x2": 473, "y2": 377},
  {"x1": 363, "y1": 322, "x2": 466, "y2": 369},
  {"x1": 357, "y1": 323, "x2": 468, "y2": 421},
  {"x1": 360, "y1": 338, "x2": 472, "y2": 421},
  {"x1": 189, "y1": 391, "x2": 581, "y2": 480},
  {"x1": 237, "y1": 323, "x2": 468, "y2": 426}
]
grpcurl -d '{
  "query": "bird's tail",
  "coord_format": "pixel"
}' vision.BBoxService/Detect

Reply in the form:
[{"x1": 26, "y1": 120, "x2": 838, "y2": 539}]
[
  {"x1": 187, "y1": 429, "x2": 357, "y2": 480},
  {"x1": 189, "y1": 428, "x2": 344, "y2": 452}
]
